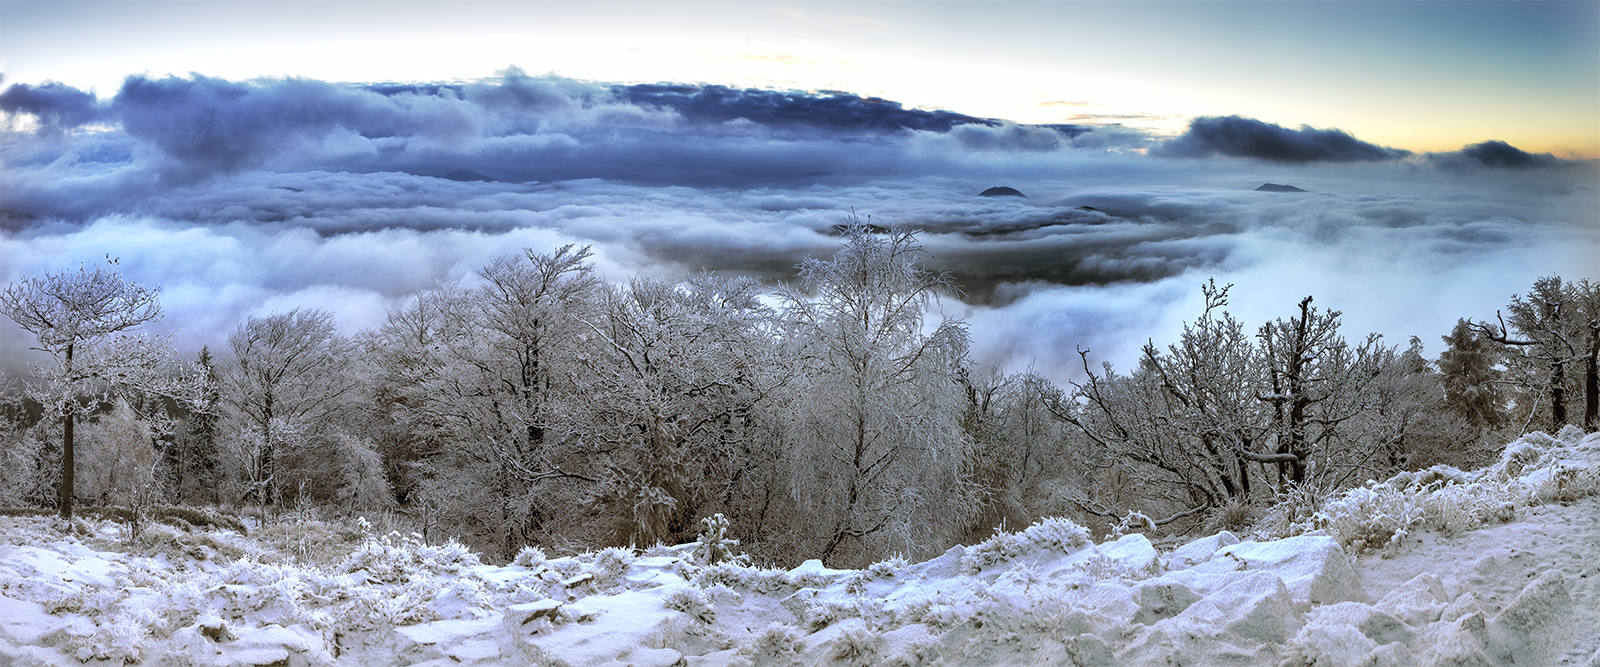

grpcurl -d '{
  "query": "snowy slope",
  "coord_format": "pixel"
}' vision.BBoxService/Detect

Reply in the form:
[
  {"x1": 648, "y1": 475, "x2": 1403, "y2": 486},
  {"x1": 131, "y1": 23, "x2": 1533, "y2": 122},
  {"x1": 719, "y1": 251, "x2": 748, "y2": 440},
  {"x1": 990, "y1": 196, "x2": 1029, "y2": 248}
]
[{"x1": 2, "y1": 429, "x2": 1597, "y2": 667}]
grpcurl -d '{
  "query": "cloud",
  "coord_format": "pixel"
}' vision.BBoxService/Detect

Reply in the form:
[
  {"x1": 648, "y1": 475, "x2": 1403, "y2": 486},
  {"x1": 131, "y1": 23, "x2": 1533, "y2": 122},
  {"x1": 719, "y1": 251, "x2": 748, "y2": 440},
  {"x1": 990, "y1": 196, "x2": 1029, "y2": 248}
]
[
  {"x1": 0, "y1": 81, "x2": 101, "y2": 130},
  {"x1": 1153, "y1": 115, "x2": 1411, "y2": 162},
  {"x1": 1427, "y1": 140, "x2": 1575, "y2": 171},
  {"x1": 2, "y1": 73, "x2": 1596, "y2": 385},
  {"x1": 612, "y1": 82, "x2": 998, "y2": 134}
]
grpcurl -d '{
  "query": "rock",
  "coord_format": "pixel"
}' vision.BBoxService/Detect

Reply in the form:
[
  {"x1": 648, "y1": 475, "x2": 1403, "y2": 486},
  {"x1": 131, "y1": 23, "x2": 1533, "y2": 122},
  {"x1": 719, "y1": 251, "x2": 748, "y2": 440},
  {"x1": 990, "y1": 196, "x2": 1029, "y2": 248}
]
[
  {"x1": 1487, "y1": 570, "x2": 1573, "y2": 665},
  {"x1": 599, "y1": 647, "x2": 685, "y2": 667},
  {"x1": 1177, "y1": 571, "x2": 1302, "y2": 645},
  {"x1": 1305, "y1": 601, "x2": 1415, "y2": 646},
  {"x1": 1166, "y1": 531, "x2": 1240, "y2": 570},
  {"x1": 1375, "y1": 573, "x2": 1450, "y2": 627},
  {"x1": 1133, "y1": 581, "x2": 1201, "y2": 625},
  {"x1": 1065, "y1": 633, "x2": 1115, "y2": 666},
  {"x1": 1219, "y1": 536, "x2": 1366, "y2": 604},
  {"x1": 1418, "y1": 611, "x2": 1493, "y2": 666}
]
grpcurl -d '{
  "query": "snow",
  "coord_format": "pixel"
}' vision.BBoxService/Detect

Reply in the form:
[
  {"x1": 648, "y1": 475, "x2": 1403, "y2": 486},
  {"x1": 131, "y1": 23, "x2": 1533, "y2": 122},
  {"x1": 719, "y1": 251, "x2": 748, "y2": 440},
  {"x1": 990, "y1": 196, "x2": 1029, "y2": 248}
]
[{"x1": 1, "y1": 431, "x2": 1597, "y2": 666}]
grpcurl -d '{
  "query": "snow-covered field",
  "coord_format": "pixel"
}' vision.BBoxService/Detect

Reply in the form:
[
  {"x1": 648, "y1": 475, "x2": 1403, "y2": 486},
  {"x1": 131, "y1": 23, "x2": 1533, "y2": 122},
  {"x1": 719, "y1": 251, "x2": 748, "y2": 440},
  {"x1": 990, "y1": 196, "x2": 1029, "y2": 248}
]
[{"x1": 3, "y1": 429, "x2": 1598, "y2": 667}]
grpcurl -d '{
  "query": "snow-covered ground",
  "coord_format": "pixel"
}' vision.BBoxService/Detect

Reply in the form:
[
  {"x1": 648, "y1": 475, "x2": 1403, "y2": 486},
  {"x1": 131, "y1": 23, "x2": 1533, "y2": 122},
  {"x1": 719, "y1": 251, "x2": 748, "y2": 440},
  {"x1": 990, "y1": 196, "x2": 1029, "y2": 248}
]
[{"x1": 3, "y1": 428, "x2": 1598, "y2": 667}]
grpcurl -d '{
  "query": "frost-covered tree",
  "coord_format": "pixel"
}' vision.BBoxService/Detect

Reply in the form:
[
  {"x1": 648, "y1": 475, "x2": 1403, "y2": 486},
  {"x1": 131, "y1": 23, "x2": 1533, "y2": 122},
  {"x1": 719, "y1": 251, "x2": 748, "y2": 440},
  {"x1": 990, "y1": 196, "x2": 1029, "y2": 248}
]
[
  {"x1": 0, "y1": 383, "x2": 54, "y2": 508},
  {"x1": 1049, "y1": 283, "x2": 1271, "y2": 526},
  {"x1": 1439, "y1": 319, "x2": 1506, "y2": 430},
  {"x1": 778, "y1": 220, "x2": 977, "y2": 566},
  {"x1": 221, "y1": 308, "x2": 358, "y2": 507},
  {"x1": 1255, "y1": 296, "x2": 1388, "y2": 488},
  {"x1": 169, "y1": 346, "x2": 222, "y2": 504},
  {"x1": 576, "y1": 274, "x2": 783, "y2": 546},
  {"x1": 370, "y1": 245, "x2": 601, "y2": 558},
  {"x1": 955, "y1": 368, "x2": 1081, "y2": 538},
  {"x1": 1145, "y1": 281, "x2": 1273, "y2": 501},
  {"x1": 1475, "y1": 276, "x2": 1600, "y2": 431},
  {"x1": 1054, "y1": 283, "x2": 1415, "y2": 529},
  {"x1": 0, "y1": 258, "x2": 193, "y2": 519}
]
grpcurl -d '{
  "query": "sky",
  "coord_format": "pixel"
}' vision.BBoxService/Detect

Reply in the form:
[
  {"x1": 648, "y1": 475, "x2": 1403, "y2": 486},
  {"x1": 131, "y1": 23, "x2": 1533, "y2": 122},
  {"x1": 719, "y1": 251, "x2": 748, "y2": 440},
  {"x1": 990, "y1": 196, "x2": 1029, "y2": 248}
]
[{"x1": 1, "y1": 0, "x2": 1598, "y2": 381}]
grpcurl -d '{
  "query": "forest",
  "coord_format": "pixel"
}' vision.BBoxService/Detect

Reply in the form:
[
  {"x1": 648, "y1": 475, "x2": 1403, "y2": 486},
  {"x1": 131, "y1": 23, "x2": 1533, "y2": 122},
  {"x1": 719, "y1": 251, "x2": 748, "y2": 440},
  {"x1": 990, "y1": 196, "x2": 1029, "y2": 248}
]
[{"x1": 2, "y1": 220, "x2": 1596, "y2": 569}]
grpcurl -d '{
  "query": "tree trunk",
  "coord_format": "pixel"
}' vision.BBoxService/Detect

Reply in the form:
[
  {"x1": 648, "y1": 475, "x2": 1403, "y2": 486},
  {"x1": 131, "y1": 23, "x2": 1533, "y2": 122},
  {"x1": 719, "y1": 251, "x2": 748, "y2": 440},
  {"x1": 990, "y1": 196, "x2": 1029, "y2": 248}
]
[
  {"x1": 1551, "y1": 359, "x2": 1567, "y2": 428},
  {"x1": 60, "y1": 343, "x2": 76, "y2": 520},
  {"x1": 61, "y1": 399, "x2": 75, "y2": 520},
  {"x1": 1585, "y1": 321, "x2": 1598, "y2": 428}
]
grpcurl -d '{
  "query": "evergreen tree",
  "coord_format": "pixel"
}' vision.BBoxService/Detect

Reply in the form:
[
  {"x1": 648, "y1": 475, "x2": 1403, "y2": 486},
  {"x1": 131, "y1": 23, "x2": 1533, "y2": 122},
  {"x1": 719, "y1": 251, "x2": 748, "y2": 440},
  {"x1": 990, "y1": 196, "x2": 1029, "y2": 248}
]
[{"x1": 1438, "y1": 319, "x2": 1505, "y2": 429}]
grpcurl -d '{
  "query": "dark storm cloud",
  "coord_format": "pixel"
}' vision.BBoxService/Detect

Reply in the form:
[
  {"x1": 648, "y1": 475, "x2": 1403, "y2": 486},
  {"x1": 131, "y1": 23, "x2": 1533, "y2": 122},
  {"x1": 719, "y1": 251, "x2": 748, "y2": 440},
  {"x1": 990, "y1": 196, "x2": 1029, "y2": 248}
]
[
  {"x1": 112, "y1": 74, "x2": 428, "y2": 178},
  {"x1": 1153, "y1": 115, "x2": 1411, "y2": 163},
  {"x1": 0, "y1": 81, "x2": 101, "y2": 130},
  {"x1": 613, "y1": 83, "x2": 1003, "y2": 133},
  {"x1": 1427, "y1": 140, "x2": 1575, "y2": 171},
  {"x1": 0, "y1": 71, "x2": 1146, "y2": 224}
]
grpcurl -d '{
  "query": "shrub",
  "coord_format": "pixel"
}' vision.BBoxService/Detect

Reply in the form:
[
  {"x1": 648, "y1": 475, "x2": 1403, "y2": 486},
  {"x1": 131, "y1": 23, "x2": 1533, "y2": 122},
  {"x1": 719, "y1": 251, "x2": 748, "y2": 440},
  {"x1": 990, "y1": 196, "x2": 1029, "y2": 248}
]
[
  {"x1": 961, "y1": 516, "x2": 1091, "y2": 573},
  {"x1": 513, "y1": 544, "x2": 548, "y2": 568},
  {"x1": 829, "y1": 622, "x2": 885, "y2": 667},
  {"x1": 339, "y1": 531, "x2": 482, "y2": 584},
  {"x1": 664, "y1": 587, "x2": 716, "y2": 624},
  {"x1": 692, "y1": 513, "x2": 745, "y2": 565},
  {"x1": 743, "y1": 623, "x2": 804, "y2": 662}
]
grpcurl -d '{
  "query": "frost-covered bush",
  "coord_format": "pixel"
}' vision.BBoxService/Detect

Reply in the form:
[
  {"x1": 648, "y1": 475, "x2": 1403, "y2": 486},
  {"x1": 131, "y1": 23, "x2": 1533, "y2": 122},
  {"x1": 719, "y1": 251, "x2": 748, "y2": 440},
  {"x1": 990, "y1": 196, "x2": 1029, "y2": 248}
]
[
  {"x1": 664, "y1": 587, "x2": 716, "y2": 624},
  {"x1": 877, "y1": 553, "x2": 912, "y2": 575},
  {"x1": 1495, "y1": 432, "x2": 1555, "y2": 481},
  {"x1": 961, "y1": 516, "x2": 1091, "y2": 573},
  {"x1": 339, "y1": 531, "x2": 482, "y2": 584},
  {"x1": 1107, "y1": 510, "x2": 1155, "y2": 540},
  {"x1": 512, "y1": 544, "x2": 548, "y2": 568},
  {"x1": 829, "y1": 621, "x2": 885, "y2": 667},
  {"x1": 1203, "y1": 499, "x2": 1253, "y2": 535},
  {"x1": 846, "y1": 554, "x2": 910, "y2": 594},
  {"x1": 693, "y1": 561, "x2": 761, "y2": 590},
  {"x1": 1255, "y1": 429, "x2": 1600, "y2": 552},
  {"x1": 692, "y1": 513, "x2": 744, "y2": 565},
  {"x1": 742, "y1": 623, "x2": 804, "y2": 662},
  {"x1": 61, "y1": 616, "x2": 150, "y2": 665},
  {"x1": 1253, "y1": 483, "x2": 1338, "y2": 540},
  {"x1": 799, "y1": 597, "x2": 862, "y2": 632},
  {"x1": 1074, "y1": 553, "x2": 1156, "y2": 581},
  {"x1": 253, "y1": 516, "x2": 369, "y2": 566},
  {"x1": 137, "y1": 522, "x2": 250, "y2": 563},
  {"x1": 582, "y1": 546, "x2": 635, "y2": 590}
]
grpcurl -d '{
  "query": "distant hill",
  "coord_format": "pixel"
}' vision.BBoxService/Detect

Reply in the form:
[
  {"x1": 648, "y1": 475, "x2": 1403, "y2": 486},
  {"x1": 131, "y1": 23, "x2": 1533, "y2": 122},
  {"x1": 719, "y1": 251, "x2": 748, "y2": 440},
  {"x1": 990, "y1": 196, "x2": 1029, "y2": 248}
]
[
  {"x1": 444, "y1": 170, "x2": 495, "y2": 182},
  {"x1": 980, "y1": 186, "x2": 1026, "y2": 197},
  {"x1": 1256, "y1": 183, "x2": 1306, "y2": 192}
]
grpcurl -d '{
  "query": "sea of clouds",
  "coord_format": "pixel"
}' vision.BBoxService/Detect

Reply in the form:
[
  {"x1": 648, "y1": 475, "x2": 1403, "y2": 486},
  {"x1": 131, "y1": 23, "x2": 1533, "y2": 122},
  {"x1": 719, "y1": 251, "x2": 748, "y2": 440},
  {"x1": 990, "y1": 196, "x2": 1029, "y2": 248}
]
[{"x1": 3, "y1": 69, "x2": 1595, "y2": 381}]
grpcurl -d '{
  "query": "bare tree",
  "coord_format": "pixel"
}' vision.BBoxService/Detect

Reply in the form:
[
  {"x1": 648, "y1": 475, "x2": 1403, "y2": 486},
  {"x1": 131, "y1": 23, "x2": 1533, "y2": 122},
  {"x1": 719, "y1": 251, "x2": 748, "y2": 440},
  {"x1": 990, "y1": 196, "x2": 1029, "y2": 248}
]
[{"x1": 0, "y1": 258, "x2": 188, "y2": 519}]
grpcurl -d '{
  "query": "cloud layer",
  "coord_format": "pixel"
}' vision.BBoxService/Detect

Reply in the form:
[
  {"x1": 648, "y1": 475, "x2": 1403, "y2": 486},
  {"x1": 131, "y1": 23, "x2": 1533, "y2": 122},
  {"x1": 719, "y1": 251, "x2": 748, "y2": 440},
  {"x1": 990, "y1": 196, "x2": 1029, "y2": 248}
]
[{"x1": 2, "y1": 72, "x2": 1596, "y2": 382}]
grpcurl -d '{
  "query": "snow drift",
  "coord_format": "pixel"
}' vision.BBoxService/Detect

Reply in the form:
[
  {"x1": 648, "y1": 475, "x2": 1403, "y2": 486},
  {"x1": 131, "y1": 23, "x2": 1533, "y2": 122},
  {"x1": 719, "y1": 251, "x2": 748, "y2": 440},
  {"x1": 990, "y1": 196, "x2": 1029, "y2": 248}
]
[{"x1": 2, "y1": 428, "x2": 1598, "y2": 666}]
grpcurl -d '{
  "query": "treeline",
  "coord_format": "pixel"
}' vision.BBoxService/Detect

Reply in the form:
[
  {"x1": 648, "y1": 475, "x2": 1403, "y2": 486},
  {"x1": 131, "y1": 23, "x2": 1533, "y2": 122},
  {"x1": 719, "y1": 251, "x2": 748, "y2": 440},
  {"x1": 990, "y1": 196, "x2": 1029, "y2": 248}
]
[{"x1": 1, "y1": 223, "x2": 1595, "y2": 567}]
